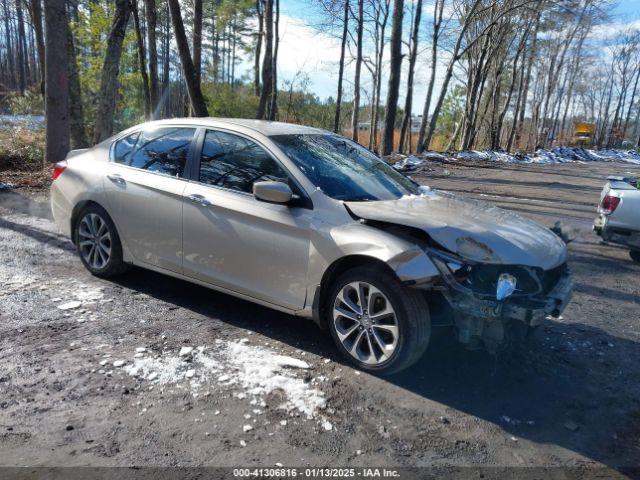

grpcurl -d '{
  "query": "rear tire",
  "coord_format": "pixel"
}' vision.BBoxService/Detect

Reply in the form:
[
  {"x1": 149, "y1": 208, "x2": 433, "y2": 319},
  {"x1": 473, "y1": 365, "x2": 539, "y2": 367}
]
[
  {"x1": 325, "y1": 265, "x2": 430, "y2": 375},
  {"x1": 630, "y1": 250, "x2": 640, "y2": 263},
  {"x1": 74, "y1": 204, "x2": 128, "y2": 278}
]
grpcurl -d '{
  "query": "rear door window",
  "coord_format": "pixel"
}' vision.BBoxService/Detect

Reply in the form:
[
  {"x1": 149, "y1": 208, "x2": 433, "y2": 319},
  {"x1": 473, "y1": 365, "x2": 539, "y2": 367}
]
[
  {"x1": 198, "y1": 130, "x2": 289, "y2": 193},
  {"x1": 123, "y1": 127, "x2": 196, "y2": 178}
]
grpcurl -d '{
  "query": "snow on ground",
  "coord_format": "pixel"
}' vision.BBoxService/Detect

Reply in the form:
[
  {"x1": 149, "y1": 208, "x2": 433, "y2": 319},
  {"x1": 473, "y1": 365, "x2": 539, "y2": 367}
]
[
  {"x1": 0, "y1": 114, "x2": 44, "y2": 131},
  {"x1": 125, "y1": 339, "x2": 327, "y2": 419},
  {"x1": 391, "y1": 147, "x2": 640, "y2": 171},
  {"x1": 460, "y1": 147, "x2": 640, "y2": 165}
]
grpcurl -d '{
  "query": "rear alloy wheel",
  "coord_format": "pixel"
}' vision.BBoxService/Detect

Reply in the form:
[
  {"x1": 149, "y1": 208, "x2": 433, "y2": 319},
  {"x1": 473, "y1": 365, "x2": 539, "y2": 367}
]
[
  {"x1": 75, "y1": 205, "x2": 127, "y2": 278},
  {"x1": 78, "y1": 213, "x2": 112, "y2": 270},
  {"x1": 326, "y1": 265, "x2": 430, "y2": 375}
]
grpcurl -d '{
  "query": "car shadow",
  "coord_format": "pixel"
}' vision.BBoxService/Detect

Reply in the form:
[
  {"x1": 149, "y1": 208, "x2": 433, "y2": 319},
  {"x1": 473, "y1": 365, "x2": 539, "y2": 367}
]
[{"x1": 111, "y1": 266, "x2": 640, "y2": 473}]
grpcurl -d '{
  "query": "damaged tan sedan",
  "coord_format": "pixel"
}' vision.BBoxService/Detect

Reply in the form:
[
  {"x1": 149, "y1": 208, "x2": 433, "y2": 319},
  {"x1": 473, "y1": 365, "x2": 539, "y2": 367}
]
[{"x1": 50, "y1": 119, "x2": 572, "y2": 374}]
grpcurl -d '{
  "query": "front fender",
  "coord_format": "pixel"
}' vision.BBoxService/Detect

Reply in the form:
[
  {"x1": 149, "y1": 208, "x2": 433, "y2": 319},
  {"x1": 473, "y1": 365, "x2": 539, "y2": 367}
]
[{"x1": 308, "y1": 220, "x2": 440, "y2": 289}]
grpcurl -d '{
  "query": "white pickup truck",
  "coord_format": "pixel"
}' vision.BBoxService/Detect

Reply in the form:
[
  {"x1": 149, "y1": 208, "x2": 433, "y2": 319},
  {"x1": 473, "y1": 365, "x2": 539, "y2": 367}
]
[{"x1": 594, "y1": 176, "x2": 640, "y2": 262}]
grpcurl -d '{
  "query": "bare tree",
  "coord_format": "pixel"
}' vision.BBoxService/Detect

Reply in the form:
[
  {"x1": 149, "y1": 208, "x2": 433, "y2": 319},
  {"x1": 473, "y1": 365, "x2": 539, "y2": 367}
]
[
  {"x1": 380, "y1": 0, "x2": 403, "y2": 155},
  {"x1": 269, "y1": 0, "x2": 280, "y2": 119},
  {"x1": 93, "y1": 0, "x2": 132, "y2": 143},
  {"x1": 145, "y1": 0, "x2": 160, "y2": 116},
  {"x1": 132, "y1": 0, "x2": 151, "y2": 119},
  {"x1": 67, "y1": 16, "x2": 87, "y2": 148},
  {"x1": 416, "y1": 0, "x2": 445, "y2": 151},
  {"x1": 15, "y1": 0, "x2": 28, "y2": 93},
  {"x1": 254, "y1": 0, "x2": 264, "y2": 96},
  {"x1": 350, "y1": 0, "x2": 364, "y2": 142},
  {"x1": 333, "y1": 0, "x2": 349, "y2": 133},
  {"x1": 168, "y1": 0, "x2": 209, "y2": 117},
  {"x1": 257, "y1": 0, "x2": 273, "y2": 119},
  {"x1": 27, "y1": 0, "x2": 45, "y2": 96},
  {"x1": 398, "y1": 0, "x2": 422, "y2": 153},
  {"x1": 192, "y1": 0, "x2": 203, "y2": 84},
  {"x1": 43, "y1": 0, "x2": 69, "y2": 162}
]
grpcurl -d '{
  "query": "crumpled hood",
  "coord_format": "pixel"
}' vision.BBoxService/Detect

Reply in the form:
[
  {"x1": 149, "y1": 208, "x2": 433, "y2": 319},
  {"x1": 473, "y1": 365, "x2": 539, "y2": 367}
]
[{"x1": 345, "y1": 190, "x2": 567, "y2": 270}]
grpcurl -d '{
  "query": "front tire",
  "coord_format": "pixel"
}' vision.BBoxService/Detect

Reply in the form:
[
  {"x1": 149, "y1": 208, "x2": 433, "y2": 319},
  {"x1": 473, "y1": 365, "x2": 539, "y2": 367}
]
[
  {"x1": 325, "y1": 265, "x2": 430, "y2": 375},
  {"x1": 74, "y1": 204, "x2": 128, "y2": 278}
]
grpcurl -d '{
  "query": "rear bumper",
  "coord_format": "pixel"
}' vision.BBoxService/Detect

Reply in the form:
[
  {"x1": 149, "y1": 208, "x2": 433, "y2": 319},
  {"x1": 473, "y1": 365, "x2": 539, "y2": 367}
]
[
  {"x1": 594, "y1": 215, "x2": 640, "y2": 250},
  {"x1": 50, "y1": 183, "x2": 72, "y2": 238}
]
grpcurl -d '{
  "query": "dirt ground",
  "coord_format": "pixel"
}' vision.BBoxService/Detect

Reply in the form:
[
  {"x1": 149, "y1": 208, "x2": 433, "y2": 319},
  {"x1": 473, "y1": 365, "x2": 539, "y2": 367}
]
[{"x1": 1, "y1": 161, "x2": 640, "y2": 478}]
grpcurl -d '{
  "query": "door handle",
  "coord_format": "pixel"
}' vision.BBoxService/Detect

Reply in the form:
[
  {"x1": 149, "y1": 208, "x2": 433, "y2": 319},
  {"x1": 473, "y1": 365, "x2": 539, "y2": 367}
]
[
  {"x1": 187, "y1": 194, "x2": 212, "y2": 207},
  {"x1": 107, "y1": 174, "x2": 126, "y2": 186}
]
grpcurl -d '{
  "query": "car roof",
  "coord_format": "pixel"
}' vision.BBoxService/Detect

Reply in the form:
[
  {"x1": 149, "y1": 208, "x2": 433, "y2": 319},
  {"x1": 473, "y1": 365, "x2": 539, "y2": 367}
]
[{"x1": 135, "y1": 118, "x2": 328, "y2": 136}]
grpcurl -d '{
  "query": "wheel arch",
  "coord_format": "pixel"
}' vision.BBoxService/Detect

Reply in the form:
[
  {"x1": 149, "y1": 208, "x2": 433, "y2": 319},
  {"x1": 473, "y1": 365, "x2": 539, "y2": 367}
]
[
  {"x1": 312, "y1": 254, "x2": 401, "y2": 329},
  {"x1": 69, "y1": 200, "x2": 108, "y2": 245}
]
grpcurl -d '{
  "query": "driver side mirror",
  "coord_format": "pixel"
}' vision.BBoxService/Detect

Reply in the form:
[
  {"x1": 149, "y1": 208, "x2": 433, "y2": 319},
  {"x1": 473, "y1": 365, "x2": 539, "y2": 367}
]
[{"x1": 253, "y1": 181, "x2": 293, "y2": 204}]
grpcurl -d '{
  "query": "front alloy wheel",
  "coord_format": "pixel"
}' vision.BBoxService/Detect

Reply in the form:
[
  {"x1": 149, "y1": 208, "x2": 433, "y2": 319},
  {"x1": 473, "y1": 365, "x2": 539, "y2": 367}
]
[
  {"x1": 326, "y1": 265, "x2": 430, "y2": 375},
  {"x1": 333, "y1": 281, "x2": 399, "y2": 365}
]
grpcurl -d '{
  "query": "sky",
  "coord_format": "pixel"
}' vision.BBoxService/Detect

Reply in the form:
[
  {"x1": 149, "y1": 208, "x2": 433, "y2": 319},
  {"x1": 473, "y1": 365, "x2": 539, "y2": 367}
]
[{"x1": 258, "y1": 0, "x2": 640, "y2": 115}]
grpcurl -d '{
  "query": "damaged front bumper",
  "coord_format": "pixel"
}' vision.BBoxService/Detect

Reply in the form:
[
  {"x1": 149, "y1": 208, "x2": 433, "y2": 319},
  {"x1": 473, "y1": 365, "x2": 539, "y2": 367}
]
[{"x1": 429, "y1": 252, "x2": 573, "y2": 352}]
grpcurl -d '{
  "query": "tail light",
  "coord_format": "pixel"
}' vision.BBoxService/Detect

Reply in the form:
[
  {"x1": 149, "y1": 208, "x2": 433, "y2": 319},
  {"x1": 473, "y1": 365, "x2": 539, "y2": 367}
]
[
  {"x1": 52, "y1": 161, "x2": 67, "y2": 181},
  {"x1": 599, "y1": 195, "x2": 621, "y2": 215}
]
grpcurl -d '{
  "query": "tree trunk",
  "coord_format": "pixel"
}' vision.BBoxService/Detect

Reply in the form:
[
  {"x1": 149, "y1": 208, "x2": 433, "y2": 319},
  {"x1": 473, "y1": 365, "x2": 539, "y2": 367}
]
[
  {"x1": 254, "y1": 0, "x2": 263, "y2": 96},
  {"x1": 145, "y1": 0, "x2": 160, "y2": 117},
  {"x1": 167, "y1": 0, "x2": 209, "y2": 117},
  {"x1": 622, "y1": 65, "x2": 640, "y2": 139},
  {"x1": 269, "y1": 0, "x2": 279, "y2": 120},
  {"x1": 93, "y1": 0, "x2": 131, "y2": 143},
  {"x1": 398, "y1": 0, "x2": 422, "y2": 153},
  {"x1": 3, "y1": 0, "x2": 16, "y2": 88},
  {"x1": 370, "y1": 0, "x2": 390, "y2": 152},
  {"x1": 380, "y1": 0, "x2": 403, "y2": 155},
  {"x1": 515, "y1": 14, "x2": 539, "y2": 151},
  {"x1": 66, "y1": 18, "x2": 87, "y2": 148},
  {"x1": 351, "y1": 0, "x2": 364, "y2": 142},
  {"x1": 192, "y1": 0, "x2": 203, "y2": 84},
  {"x1": 257, "y1": 0, "x2": 273, "y2": 119},
  {"x1": 333, "y1": 0, "x2": 348, "y2": 133},
  {"x1": 417, "y1": 0, "x2": 443, "y2": 152},
  {"x1": 15, "y1": 0, "x2": 27, "y2": 93},
  {"x1": 43, "y1": 0, "x2": 69, "y2": 163},
  {"x1": 162, "y1": 2, "x2": 170, "y2": 104},
  {"x1": 28, "y1": 0, "x2": 45, "y2": 96},
  {"x1": 132, "y1": 0, "x2": 151, "y2": 119}
]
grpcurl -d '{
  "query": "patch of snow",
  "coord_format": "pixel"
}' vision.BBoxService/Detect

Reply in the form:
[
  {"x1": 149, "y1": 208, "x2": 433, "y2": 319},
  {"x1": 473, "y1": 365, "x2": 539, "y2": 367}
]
[
  {"x1": 123, "y1": 341, "x2": 326, "y2": 419},
  {"x1": 74, "y1": 288, "x2": 104, "y2": 302},
  {"x1": 57, "y1": 301, "x2": 81, "y2": 310},
  {"x1": 453, "y1": 147, "x2": 640, "y2": 165},
  {"x1": 224, "y1": 340, "x2": 325, "y2": 418}
]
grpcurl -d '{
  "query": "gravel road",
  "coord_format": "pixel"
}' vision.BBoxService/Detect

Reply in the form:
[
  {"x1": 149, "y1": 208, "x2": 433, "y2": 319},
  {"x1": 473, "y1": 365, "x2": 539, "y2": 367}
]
[{"x1": 1, "y1": 161, "x2": 639, "y2": 477}]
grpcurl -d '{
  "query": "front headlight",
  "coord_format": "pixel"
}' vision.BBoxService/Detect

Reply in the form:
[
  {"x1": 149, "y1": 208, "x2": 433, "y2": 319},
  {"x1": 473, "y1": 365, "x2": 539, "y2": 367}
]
[{"x1": 496, "y1": 273, "x2": 517, "y2": 301}]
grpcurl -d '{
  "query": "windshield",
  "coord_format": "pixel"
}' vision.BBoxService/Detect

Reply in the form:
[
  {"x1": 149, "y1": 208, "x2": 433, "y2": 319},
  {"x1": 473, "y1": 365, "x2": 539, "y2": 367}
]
[{"x1": 270, "y1": 134, "x2": 420, "y2": 201}]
